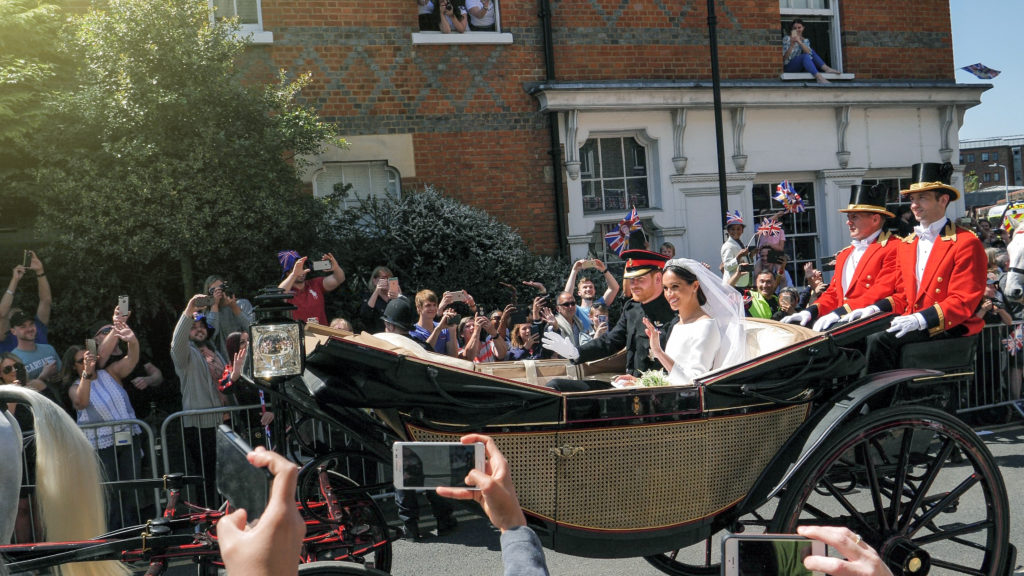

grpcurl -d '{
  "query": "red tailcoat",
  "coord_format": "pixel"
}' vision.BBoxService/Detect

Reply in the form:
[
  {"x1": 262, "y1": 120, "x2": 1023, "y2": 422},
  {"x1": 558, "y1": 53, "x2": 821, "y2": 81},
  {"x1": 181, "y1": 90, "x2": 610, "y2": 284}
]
[
  {"x1": 809, "y1": 231, "x2": 899, "y2": 320},
  {"x1": 877, "y1": 221, "x2": 986, "y2": 336}
]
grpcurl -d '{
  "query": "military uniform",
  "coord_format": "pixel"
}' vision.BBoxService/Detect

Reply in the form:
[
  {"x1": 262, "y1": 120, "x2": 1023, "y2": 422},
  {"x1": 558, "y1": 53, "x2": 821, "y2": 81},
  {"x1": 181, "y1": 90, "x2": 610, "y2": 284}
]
[
  {"x1": 576, "y1": 295, "x2": 675, "y2": 375},
  {"x1": 572, "y1": 249, "x2": 674, "y2": 376}
]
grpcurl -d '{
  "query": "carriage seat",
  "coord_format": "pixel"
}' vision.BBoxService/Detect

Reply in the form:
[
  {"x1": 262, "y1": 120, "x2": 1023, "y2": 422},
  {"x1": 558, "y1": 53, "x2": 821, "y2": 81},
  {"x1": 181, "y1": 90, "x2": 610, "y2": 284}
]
[
  {"x1": 742, "y1": 318, "x2": 818, "y2": 359},
  {"x1": 361, "y1": 332, "x2": 478, "y2": 371}
]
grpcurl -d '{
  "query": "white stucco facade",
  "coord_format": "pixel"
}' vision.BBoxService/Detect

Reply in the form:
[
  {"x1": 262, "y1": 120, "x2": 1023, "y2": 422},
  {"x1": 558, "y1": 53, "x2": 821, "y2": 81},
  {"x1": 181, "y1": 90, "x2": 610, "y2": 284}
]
[{"x1": 534, "y1": 81, "x2": 987, "y2": 273}]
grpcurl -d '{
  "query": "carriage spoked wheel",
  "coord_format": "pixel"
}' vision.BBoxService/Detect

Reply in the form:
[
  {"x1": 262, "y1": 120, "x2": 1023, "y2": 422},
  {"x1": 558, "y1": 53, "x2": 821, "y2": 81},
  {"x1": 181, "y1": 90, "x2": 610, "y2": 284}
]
[
  {"x1": 770, "y1": 406, "x2": 1011, "y2": 576},
  {"x1": 297, "y1": 452, "x2": 393, "y2": 573}
]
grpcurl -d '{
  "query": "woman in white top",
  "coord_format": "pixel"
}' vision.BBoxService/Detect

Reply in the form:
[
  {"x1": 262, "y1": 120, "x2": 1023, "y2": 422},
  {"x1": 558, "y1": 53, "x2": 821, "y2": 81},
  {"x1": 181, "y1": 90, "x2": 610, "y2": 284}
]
[{"x1": 641, "y1": 258, "x2": 747, "y2": 386}]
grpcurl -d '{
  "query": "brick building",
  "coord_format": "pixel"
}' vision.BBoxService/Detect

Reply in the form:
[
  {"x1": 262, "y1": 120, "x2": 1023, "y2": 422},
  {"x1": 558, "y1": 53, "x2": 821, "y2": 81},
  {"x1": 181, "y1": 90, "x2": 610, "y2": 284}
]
[
  {"x1": 234, "y1": 0, "x2": 987, "y2": 281},
  {"x1": 960, "y1": 135, "x2": 1023, "y2": 189}
]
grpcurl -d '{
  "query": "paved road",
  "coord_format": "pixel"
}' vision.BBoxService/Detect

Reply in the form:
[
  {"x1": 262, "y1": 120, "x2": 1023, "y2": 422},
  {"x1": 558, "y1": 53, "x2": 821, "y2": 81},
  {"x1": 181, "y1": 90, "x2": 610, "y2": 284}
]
[{"x1": 387, "y1": 423, "x2": 1024, "y2": 576}]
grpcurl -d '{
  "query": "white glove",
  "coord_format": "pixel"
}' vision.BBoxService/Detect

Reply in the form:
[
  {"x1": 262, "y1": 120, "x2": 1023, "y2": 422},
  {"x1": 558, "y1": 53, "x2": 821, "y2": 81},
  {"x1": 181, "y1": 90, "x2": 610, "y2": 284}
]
[
  {"x1": 781, "y1": 310, "x2": 812, "y2": 326},
  {"x1": 811, "y1": 312, "x2": 841, "y2": 332},
  {"x1": 542, "y1": 332, "x2": 579, "y2": 361},
  {"x1": 842, "y1": 305, "x2": 881, "y2": 323},
  {"x1": 886, "y1": 313, "x2": 927, "y2": 338}
]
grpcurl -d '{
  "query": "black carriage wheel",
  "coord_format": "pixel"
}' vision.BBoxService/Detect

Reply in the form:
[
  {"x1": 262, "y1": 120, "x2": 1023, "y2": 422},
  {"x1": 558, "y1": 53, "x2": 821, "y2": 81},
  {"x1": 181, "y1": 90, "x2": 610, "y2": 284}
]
[
  {"x1": 770, "y1": 406, "x2": 1010, "y2": 576},
  {"x1": 297, "y1": 560, "x2": 391, "y2": 575},
  {"x1": 297, "y1": 454, "x2": 393, "y2": 573}
]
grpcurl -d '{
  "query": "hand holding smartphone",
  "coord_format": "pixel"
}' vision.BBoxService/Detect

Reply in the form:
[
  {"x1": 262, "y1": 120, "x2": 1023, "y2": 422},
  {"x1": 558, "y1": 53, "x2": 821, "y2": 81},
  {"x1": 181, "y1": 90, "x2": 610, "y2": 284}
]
[
  {"x1": 722, "y1": 534, "x2": 826, "y2": 576},
  {"x1": 217, "y1": 425, "x2": 272, "y2": 521},
  {"x1": 393, "y1": 442, "x2": 485, "y2": 490},
  {"x1": 311, "y1": 260, "x2": 332, "y2": 272}
]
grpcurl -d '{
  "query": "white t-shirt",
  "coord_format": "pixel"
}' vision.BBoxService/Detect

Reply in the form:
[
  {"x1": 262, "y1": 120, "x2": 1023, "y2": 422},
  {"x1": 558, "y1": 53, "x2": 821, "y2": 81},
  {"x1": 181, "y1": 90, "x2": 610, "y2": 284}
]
[
  {"x1": 664, "y1": 316, "x2": 719, "y2": 386},
  {"x1": 465, "y1": 0, "x2": 495, "y2": 27}
]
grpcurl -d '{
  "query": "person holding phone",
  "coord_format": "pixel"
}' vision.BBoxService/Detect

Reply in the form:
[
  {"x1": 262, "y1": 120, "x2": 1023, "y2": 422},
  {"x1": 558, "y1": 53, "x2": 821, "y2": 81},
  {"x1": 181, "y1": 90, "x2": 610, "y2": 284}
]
[
  {"x1": 277, "y1": 250, "x2": 346, "y2": 326},
  {"x1": 1, "y1": 251, "x2": 52, "y2": 355},
  {"x1": 217, "y1": 446, "x2": 306, "y2": 576},
  {"x1": 782, "y1": 18, "x2": 839, "y2": 83},
  {"x1": 437, "y1": 434, "x2": 550, "y2": 576},
  {"x1": 563, "y1": 258, "x2": 619, "y2": 318},
  {"x1": 66, "y1": 321, "x2": 143, "y2": 529},
  {"x1": 436, "y1": 0, "x2": 467, "y2": 33},
  {"x1": 361, "y1": 265, "x2": 399, "y2": 333},
  {"x1": 465, "y1": 0, "x2": 494, "y2": 30}
]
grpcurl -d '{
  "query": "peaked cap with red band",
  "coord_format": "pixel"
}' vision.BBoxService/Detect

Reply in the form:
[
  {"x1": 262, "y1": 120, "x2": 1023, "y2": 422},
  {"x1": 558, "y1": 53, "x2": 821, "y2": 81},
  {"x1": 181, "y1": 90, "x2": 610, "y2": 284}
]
[{"x1": 621, "y1": 249, "x2": 669, "y2": 279}]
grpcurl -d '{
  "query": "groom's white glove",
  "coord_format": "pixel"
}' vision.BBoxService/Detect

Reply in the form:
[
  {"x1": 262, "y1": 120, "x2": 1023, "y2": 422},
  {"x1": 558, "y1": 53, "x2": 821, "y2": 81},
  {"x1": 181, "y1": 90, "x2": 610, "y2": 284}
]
[
  {"x1": 781, "y1": 310, "x2": 812, "y2": 326},
  {"x1": 887, "y1": 313, "x2": 927, "y2": 338},
  {"x1": 811, "y1": 312, "x2": 841, "y2": 332},
  {"x1": 542, "y1": 332, "x2": 579, "y2": 361},
  {"x1": 842, "y1": 305, "x2": 880, "y2": 323}
]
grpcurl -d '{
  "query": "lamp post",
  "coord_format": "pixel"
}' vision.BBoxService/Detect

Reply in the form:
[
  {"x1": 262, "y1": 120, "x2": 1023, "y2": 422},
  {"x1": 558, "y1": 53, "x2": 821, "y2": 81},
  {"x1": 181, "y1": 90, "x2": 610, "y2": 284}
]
[{"x1": 990, "y1": 162, "x2": 1009, "y2": 205}]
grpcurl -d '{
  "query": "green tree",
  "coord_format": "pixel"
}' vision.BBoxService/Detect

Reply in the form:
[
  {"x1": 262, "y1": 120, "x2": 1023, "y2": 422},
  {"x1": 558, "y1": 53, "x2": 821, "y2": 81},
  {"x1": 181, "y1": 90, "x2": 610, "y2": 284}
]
[
  {"x1": 33, "y1": 0, "x2": 341, "y2": 342},
  {"x1": 0, "y1": 0, "x2": 70, "y2": 199},
  {"x1": 322, "y1": 186, "x2": 566, "y2": 331}
]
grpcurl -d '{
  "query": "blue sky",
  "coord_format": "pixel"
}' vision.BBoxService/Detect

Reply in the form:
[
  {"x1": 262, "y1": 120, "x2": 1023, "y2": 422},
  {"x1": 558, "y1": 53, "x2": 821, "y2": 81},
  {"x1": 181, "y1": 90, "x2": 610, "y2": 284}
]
[{"x1": 950, "y1": 0, "x2": 1021, "y2": 140}]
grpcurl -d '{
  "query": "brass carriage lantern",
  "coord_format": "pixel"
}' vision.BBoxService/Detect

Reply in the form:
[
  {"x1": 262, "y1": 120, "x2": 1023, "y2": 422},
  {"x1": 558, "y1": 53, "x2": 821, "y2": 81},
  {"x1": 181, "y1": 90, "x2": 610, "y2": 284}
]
[{"x1": 248, "y1": 286, "x2": 305, "y2": 380}]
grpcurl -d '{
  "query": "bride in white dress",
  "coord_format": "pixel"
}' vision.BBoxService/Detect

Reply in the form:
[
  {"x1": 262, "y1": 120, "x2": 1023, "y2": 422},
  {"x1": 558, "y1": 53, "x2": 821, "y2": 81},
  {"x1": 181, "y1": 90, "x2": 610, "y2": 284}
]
[{"x1": 639, "y1": 258, "x2": 747, "y2": 386}]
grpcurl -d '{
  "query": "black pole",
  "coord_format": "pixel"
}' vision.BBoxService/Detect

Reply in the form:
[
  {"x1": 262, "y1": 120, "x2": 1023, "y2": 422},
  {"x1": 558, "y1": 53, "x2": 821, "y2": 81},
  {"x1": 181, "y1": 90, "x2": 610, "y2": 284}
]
[
  {"x1": 539, "y1": 0, "x2": 568, "y2": 257},
  {"x1": 707, "y1": 0, "x2": 729, "y2": 229}
]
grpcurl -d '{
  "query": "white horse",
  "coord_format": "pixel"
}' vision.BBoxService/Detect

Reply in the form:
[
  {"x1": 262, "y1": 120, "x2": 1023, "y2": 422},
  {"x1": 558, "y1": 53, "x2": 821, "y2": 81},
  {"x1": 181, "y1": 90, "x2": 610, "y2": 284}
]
[
  {"x1": 0, "y1": 387, "x2": 130, "y2": 576},
  {"x1": 1004, "y1": 221, "x2": 1024, "y2": 302}
]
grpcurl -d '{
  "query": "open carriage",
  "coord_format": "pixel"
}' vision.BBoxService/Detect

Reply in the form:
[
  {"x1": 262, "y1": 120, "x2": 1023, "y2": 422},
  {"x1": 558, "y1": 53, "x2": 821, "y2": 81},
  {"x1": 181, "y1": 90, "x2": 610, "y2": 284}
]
[
  {"x1": 289, "y1": 313, "x2": 1014, "y2": 576},
  {"x1": 0, "y1": 313, "x2": 1014, "y2": 576}
]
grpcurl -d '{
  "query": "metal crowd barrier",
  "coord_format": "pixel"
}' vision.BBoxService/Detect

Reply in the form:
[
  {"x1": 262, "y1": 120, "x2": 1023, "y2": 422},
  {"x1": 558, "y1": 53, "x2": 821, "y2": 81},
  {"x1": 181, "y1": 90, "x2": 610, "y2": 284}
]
[
  {"x1": 12, "y1": 418, "x2": 158, "y2": 543},
  {"x1": 964, "y1": 321, "x2": 1024, "y2": 420},
  {"x1": 159, "y1": 404, "x2": 390, "y2": 506}
]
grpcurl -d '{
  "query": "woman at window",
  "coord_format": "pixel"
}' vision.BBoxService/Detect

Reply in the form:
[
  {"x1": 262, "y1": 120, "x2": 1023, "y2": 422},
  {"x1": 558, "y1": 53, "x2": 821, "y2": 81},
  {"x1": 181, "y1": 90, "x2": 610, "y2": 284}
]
[
  {"x1": 782, "y1": 18, "x2": 839, "y2": 84},
  {"x1": 435, "y1": 0, "x2": 467, "y2": 33},
  {"x1": 465, "y1": 0, "x2": 495, "y2": 31}
]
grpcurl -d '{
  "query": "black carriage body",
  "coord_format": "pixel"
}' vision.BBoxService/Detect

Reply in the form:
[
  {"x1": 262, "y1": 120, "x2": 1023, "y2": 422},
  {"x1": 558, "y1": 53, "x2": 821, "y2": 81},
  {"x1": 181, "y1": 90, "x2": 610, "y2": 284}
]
[{"x1": 288, "y1": 319, "x2": 875, "y2": 558}]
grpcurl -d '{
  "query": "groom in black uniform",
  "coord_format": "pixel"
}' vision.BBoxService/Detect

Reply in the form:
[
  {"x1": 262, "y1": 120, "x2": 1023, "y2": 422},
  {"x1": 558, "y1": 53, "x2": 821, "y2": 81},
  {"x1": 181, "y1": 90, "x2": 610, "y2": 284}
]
[{"x1": 544, "y1": 249, "x2": 674, "y2": 375}]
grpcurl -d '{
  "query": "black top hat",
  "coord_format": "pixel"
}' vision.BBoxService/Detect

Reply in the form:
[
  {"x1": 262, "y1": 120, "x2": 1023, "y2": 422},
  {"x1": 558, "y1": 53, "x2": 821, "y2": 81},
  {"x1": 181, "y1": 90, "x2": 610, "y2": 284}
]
[
  {"x1": 838, "y1": 184, "x2": 894, "y2": 218},
  {"x1": 621, "y1": 249, "x2": 669, "y2": 279},
  {"x1": 900, "y1": 162, "x2": 959, "y2": 200}
]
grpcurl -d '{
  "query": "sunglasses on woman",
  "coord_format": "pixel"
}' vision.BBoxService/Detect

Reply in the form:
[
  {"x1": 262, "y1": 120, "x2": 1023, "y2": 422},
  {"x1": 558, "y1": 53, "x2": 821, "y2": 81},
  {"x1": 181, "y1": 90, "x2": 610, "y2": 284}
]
[{"x1": 2, "y1": 364, "x2": 24, "y2": 375}]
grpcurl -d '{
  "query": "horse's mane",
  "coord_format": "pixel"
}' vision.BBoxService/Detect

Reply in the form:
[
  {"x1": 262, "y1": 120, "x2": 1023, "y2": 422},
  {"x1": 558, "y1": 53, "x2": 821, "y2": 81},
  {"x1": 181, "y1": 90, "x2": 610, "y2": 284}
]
[{"x1": 0, "y1": 387, "x2": 131, "y2": 576}]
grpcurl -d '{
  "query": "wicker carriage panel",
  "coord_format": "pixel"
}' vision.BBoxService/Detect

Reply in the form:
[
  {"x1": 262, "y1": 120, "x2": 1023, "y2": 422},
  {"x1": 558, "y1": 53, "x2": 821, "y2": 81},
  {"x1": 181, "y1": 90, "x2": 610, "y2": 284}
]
[
  {"x1": 554, "y1": 421, "x2": 711, "y2": 530},
  {"x1": 408, "y1": 427, "x2": 560, "y2": 520},
  {"x1": 704, "y1": 405, "x2": 808, "y2": 512}
]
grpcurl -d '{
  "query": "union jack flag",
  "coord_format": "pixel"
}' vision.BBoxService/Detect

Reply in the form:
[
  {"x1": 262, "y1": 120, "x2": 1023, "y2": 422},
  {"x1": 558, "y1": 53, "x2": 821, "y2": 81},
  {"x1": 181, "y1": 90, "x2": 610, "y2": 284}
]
[
  {"x1": 1003, "y1": 326, "x2": 1024, "y2": 356},
  {"x1": 961, "y1": 63, "x2": 1001, "y2": 80},
  {"x1": 756, "y1": 217, "x2": 783, "y2": 239},
  {"x1": 604, "y1": 207, "x2": 642, "y2": 257},
  {"x1": 774, "y1": 181, "x2": 805, "y2": 213}
]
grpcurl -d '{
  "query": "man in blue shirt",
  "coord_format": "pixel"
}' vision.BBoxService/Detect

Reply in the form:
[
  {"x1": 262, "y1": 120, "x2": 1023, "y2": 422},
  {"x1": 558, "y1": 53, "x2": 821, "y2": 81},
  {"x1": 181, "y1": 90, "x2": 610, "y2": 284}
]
[
  {"x1": 9, "y1": 309, "x2": 60, "y2": 381},
  {"x1": 0, "y1": 252, "x2": 52, "y2": 354}
]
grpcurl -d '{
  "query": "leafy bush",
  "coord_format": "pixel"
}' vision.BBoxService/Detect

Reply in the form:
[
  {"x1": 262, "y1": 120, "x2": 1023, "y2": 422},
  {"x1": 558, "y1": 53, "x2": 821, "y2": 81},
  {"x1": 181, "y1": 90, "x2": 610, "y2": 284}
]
[{"x1": 321, "y1": 186, "x2": 566, "y2": 330}]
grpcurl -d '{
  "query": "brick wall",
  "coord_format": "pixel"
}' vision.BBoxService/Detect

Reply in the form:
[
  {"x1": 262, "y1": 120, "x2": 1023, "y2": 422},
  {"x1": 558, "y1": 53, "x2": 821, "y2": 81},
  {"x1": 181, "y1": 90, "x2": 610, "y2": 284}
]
[{"x1": 249, "y1": 0, "x2": 956, "y2": 255}]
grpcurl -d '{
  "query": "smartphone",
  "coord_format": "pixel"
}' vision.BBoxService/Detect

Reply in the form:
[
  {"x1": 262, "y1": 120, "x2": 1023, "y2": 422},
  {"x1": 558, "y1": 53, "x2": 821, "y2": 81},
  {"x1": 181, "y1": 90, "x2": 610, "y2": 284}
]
[
  {"x1": 509, "y1": 307, "x2": 529, "y2": 325},
  {"x1": 582, "y1": 259, "x2": 597, "y2": 269},
  {"x1": 195, "y1": 295, "x2": 213, "y2": 308},
  {"x1": 598, "y1": 314, "x2": 608, "y2": 324},
  {"x1": 216, "y1": 425, "x2": 272, "y2": 521},
  {"x1": 22, "y1": 250, "x2": 31, "y2": 269},
  {"x1": 392, "y1": 442, "x2": 485, "y2": 490},
  {"x1": 448, "y1": 290, "x2": 467, "y2": 302},
  {"x1": 312, "y1": 259, "x2": 332, "y2": 272},
  {"x1": 118, "y1": 295, "x2": 130, "y2": 316},
  {"x1": 388, "y1": 277, "x2": 400, "y2": 293},
  {"x1": 722, "y1": 534, "x2": 826, "y2": 576},
  {"x1": 86, "y1": 338, "x2": 97, "y2": 355}
]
